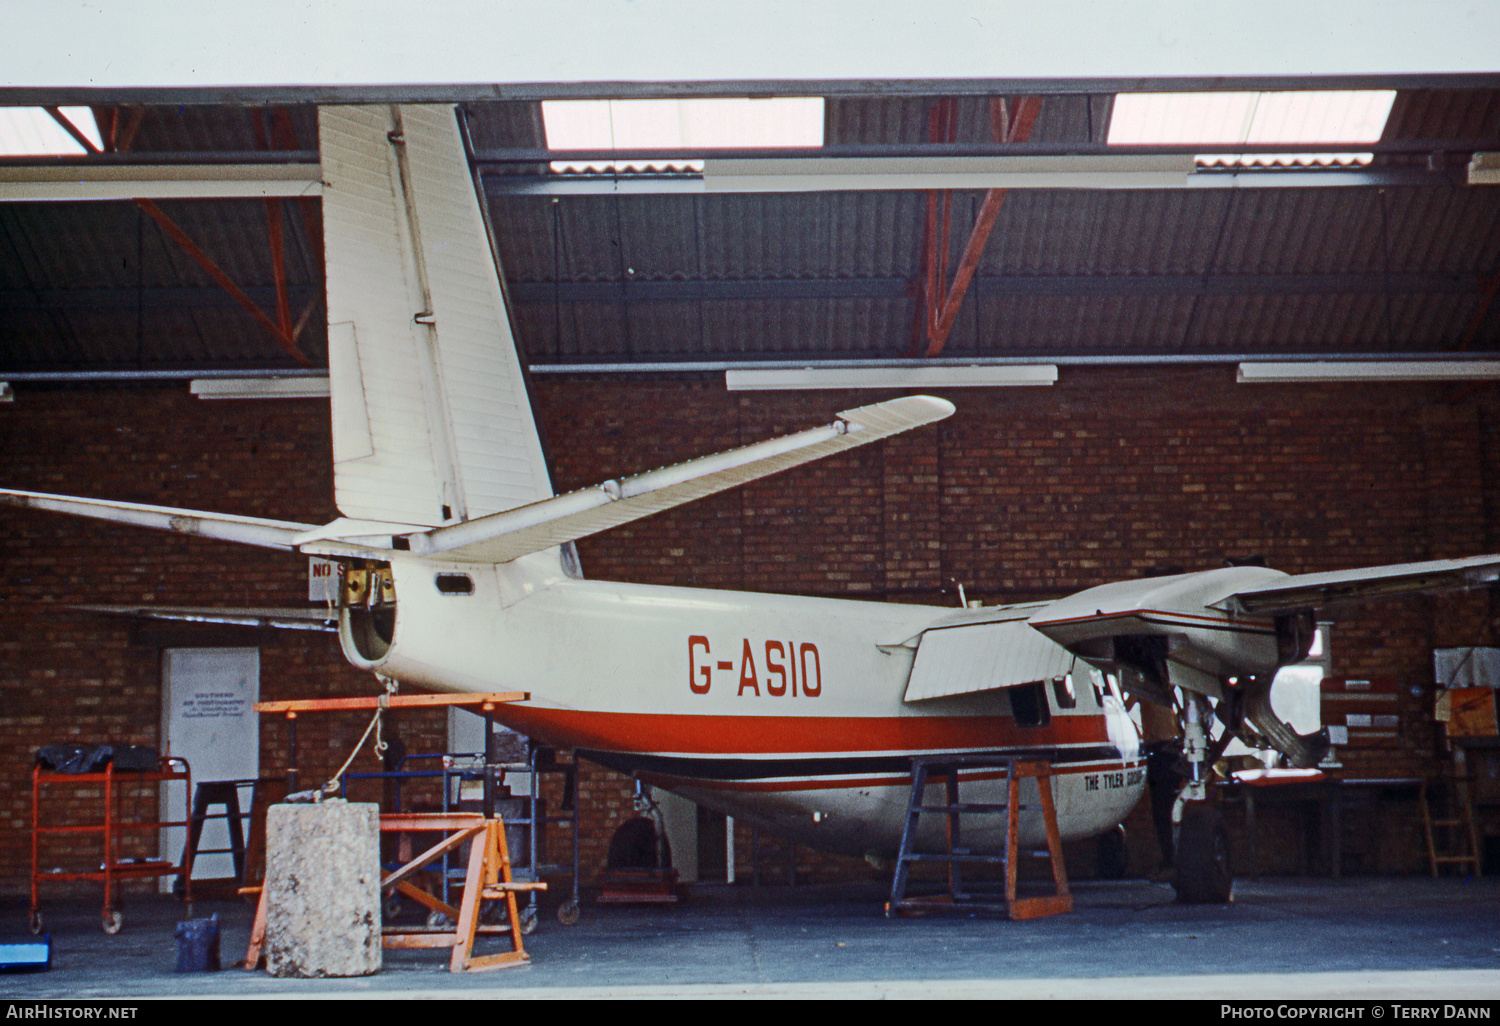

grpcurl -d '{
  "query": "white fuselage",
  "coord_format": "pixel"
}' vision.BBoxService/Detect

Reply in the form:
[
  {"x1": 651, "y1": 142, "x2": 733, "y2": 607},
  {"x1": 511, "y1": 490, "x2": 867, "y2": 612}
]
[{"x1": 339, "y1": 553, "x2": 1145, "y2": 858}]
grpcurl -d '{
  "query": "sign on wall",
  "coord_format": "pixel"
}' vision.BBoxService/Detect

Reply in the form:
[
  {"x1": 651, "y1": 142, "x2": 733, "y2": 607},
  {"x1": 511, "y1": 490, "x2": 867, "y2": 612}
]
[
  {"x1": 309, "y1": 557, "x2": 340, "y2": 603},
  {"x1": 160, "y1": 648, "x2": 259, "y2": 881}
]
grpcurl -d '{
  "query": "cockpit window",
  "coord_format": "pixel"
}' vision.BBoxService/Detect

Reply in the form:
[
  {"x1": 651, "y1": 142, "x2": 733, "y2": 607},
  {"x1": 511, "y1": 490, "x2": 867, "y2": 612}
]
[{"x1": 1051, "y1": 674, "x2": 1077, "y2": 710}]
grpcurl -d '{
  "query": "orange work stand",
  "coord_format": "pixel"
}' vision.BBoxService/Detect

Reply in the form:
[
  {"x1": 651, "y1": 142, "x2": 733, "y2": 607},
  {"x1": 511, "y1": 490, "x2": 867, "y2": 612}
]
[{"x1": 244, "y1": 691, "x2": 544, "y2": 973}]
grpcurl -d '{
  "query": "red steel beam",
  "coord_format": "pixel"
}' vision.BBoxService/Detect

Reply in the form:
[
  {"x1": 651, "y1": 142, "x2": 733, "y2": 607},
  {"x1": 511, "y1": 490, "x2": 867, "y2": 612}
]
[
  {"x1": 135, "y1": 198, "x2": 314, "y2": 367},
  {"x1": 922, "y1": 96, "x2": 1043, "y2": 359},
  {"x1": 252, "y1": 109, "x2": 296, "y2": 340},
  {"x1": 105, "y1": 104, "x2": 312, "y2": 366},
  {"x1": 912, "y1": 99, "x2": 958, "y2": 355}
]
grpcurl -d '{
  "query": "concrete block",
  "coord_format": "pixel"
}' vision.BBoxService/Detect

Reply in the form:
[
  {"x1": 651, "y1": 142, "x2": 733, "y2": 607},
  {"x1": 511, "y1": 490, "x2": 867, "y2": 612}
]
[{"x1": 264, "y1": 801, "x2": 381, "y2": 978}]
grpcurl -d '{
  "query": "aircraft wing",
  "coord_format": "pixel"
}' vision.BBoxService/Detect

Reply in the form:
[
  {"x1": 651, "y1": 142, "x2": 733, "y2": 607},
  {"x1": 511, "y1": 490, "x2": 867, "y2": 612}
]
[
  {"x1": 1211, "y1": 554, "x2": 1500, "y2": 615},
  {"x1": 1024, "y1": 554, "x2": 1500, "y2": 707},
  {"x1": 0, "y1": 489, "x2": 318, "y2": 550},
  {"x1": 399, "y1": 395, "x2": 955, "y2": 564}
]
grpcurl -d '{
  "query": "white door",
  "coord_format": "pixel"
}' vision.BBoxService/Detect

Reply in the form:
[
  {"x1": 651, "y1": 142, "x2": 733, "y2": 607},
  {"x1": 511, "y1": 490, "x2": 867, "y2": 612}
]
[{"x1": 160, "y1": 648, "x2": 259, "y2": 880}]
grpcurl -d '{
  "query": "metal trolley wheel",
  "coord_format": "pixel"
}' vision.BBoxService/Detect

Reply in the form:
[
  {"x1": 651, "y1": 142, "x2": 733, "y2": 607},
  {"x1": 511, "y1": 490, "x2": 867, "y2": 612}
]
[
  {"x1": 519, "y1": 904, "x2": 539, "y2": 935},
  {"x1": 28, "y1": 911, "x2": 43, "y2": 936},
  {"x1": 101, "y1": 909, "x2": 123, "y2": 935},
  {"x1": 556, "y1": 898, "x2": 581, "y2": 926}
]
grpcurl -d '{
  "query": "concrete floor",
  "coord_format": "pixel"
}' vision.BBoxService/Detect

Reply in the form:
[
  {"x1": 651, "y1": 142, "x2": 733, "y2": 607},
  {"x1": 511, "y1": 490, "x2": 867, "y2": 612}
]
[{"x1": 3, "y1": 877, "x2": 1500, "y2": 1000}]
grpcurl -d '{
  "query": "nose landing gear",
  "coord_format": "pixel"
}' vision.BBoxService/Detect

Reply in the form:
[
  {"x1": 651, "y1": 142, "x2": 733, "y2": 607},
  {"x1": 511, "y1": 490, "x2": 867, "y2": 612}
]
[
  {"x1": 1172, "y1": 693, "x2": 1233, "y2": 904},
  {"x1": 1175, "y1": 803, "x2": 1232, "y2": 904}
]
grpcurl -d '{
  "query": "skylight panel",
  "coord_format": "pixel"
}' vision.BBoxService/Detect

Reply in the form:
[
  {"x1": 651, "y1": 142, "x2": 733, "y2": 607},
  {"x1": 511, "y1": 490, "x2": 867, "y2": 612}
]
[
  {"x1": 542, "y1": 97, "x2": 823, "y2": 174},
  {"x1": 1108, "y1": 91, "x2": 1396, "y2": 167},
  {"x1": 0, "y1": 107, "x2": 103, "y2": 156}
]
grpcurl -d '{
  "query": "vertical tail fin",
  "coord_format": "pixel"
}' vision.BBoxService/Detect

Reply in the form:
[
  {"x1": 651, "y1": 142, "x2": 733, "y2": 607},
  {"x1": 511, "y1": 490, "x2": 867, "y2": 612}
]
[{"x1": 319, "y1": 105, "x2": 553, "y2": 528}]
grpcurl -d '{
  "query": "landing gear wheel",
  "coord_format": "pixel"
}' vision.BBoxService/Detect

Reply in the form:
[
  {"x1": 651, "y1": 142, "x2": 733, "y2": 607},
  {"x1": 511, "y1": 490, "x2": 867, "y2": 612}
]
[
  {"x1": 557, "y1": 898, "x2": 581, "y2": 926},
  {"x1": 519, "y1": 904, "x2": 538, "y2": 935},
  {"x1": 102, "y1": 909, "x2": 123, "y2": 934},
  {"x1": 28, "y1": 911, "x2": 43, "y2": 935},
  {"x1": 1174, "y1": 805, "x2": 1232, "y2": 904},
  {"x1": 426, "y1": 910, "x2": 452, "y2": 929}
]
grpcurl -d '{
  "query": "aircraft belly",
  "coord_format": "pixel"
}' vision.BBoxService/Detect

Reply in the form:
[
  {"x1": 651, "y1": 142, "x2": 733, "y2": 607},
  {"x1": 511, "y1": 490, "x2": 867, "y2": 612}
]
[{"x1": 667, "y1": 763, "x2": 1144, "y2": 857}]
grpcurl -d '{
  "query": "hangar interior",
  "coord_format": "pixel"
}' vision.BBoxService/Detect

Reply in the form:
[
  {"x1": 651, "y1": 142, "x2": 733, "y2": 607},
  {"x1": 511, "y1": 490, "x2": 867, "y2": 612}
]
[{"x1": 3, "y1": 78, "x2": 1500, "y2": 906}]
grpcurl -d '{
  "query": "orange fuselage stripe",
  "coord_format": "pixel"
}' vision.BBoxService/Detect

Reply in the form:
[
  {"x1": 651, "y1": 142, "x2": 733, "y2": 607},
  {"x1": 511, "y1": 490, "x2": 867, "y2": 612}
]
[{"x1": 495, "y1": 705, "x2": 1112, "y2": 756}]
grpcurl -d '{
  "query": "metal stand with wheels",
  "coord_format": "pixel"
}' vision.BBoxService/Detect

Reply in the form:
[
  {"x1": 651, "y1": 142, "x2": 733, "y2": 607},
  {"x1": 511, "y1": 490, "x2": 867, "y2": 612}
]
[
  {"x1": 30, "y1": 757, "x2": 194, "y2": 934},
  {"x1": 501, "y1": 742, "x2": 582, "y2": 930}
]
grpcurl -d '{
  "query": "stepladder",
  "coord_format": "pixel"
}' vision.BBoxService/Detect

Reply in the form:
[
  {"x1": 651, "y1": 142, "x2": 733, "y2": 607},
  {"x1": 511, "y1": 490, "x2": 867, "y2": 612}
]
[
  {"x1": 1421, "y1": 768, "x2": 1482, "y2": 879},
  {"x1": 886, "y1": 755, "x2": 1072, "y2": 921}
]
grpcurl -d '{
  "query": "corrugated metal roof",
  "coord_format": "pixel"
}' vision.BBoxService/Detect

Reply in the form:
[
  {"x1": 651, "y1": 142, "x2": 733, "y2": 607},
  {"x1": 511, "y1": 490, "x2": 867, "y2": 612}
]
[
  {"x1": 1384, "y1": 89, "x2": 1500, "y2": 143},
  {"x1": 3, "y1": 92, "x2": 1499, "y2": 372}
]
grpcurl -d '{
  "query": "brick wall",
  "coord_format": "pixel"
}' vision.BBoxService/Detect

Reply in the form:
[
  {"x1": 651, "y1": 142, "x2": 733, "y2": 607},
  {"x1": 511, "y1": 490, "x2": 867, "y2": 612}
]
[{"x1": 2, "y1": 370, "x2": 1497, "y2": 893}]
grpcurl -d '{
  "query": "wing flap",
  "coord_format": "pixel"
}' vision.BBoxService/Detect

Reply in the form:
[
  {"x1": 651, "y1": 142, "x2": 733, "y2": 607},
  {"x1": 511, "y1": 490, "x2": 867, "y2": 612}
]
[
  {"x1": 904, "y1": 618, "x2": 1075, "y2": 702},
  {"x1": 412, "y1": 395, "x2": 955, "y2": 564}
]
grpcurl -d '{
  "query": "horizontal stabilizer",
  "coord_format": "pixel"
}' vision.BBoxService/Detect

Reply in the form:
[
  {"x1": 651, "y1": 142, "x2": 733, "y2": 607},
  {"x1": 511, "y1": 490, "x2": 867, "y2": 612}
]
[
  {"x1": 1213, "y1": 554, "x2": 1500, "y2": 615},
  {"x1": 0, "y1": 489, "x2": 317, "y2": 551},
  {"x1": 79, "y1": 605, "x2": 337, "y2": 632},
  {"x1": 410, "y1": 395, "x2": 956, "y2": 564}
]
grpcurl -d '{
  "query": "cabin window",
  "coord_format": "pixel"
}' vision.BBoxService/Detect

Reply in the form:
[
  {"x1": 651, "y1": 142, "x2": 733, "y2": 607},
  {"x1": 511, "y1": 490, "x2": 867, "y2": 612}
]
[
  {"x1": 434, "y1": 573, "x2": 475, "y2": 596},
  {"x1": 1009, "y1": 681, "x2": 1050, "y2": 728},
  {"x1": 1051, "y1": 674, "x2": 1076, "y2": 710}
]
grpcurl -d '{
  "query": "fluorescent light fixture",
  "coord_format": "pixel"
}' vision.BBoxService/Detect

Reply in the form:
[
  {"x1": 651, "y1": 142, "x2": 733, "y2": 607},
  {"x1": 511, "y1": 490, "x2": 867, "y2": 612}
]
[
  {"x1": 1237, "y1": 361, "x2": 1500, "y2": 384},
  {"x1": 726, "y1": 365, "x2": 1058, "y2": 391},
  {"x1": 0, "y1": 107, "x2": 102, "y2": 155},
  {"x1": 702, "y1": 155, "x2": 1193, "y2": 192},
  {"x1": 1109, "y1": 91, "x2": 1395, "y2": 167},
  {"x1": 191, "y1": 376, "x2": 330, "y2": 399},
  {"x1": 542, "y1": 97, "x2": 822, "y2": 174}
]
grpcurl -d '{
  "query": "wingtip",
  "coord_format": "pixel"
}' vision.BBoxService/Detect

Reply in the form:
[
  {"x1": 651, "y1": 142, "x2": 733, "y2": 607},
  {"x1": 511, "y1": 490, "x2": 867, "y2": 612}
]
[
  {"x1": 908, "y1": 394, "x2": 957, "y2": 420},
  {"x1": 840, "y1": 394, "x2": 956, "y2": 428}
]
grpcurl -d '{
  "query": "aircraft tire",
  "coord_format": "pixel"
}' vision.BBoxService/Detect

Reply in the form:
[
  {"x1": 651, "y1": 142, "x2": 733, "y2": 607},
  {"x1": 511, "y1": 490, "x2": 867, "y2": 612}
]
[{"x1": 1174, "y1": 804, "x2": 1232, "y2": 904}]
